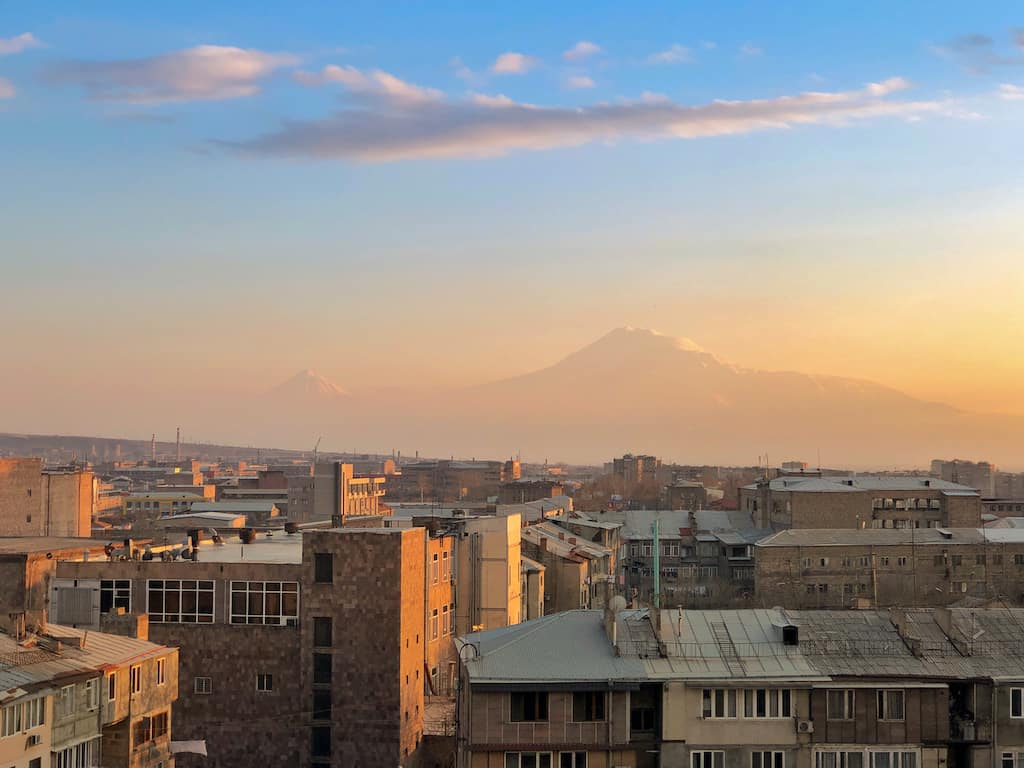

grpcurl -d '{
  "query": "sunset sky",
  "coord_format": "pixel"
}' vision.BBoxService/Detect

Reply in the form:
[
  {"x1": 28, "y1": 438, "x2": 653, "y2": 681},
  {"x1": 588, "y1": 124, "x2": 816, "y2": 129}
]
[{"x1": 2, "y1": 1, "x2": 1023, "y2": 437}]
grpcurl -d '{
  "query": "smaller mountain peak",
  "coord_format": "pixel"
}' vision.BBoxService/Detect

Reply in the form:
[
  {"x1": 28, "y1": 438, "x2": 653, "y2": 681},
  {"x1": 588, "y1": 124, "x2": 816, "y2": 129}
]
[
  {"x1": 273, "y1": 369, "x2": 348, "y2": 399},
  {"x1": 603, "y1": 326, "x2": 705, "y2": 354}
]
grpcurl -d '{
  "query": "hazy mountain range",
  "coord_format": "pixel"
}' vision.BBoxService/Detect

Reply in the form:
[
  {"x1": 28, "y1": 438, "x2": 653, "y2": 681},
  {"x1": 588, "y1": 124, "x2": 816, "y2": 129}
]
[{"x1": 231, "y1": 327, "x2": 1021, "y2": 468}]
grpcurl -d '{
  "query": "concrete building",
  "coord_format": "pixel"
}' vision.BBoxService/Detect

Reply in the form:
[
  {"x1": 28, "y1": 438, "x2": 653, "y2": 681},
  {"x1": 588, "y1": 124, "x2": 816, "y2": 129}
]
[
  {"x1": 498, "y1": 480, "x2": 565, "y2": 505},
  {"x1": 755, "y1": 527, "x2": 1024, "y2": 608},
  {"x1": 10, "y1": 525, "x2": 456, "y2": 768},
  {"x1": 122, "y1": 490, "x2": 208, "y2": 520},
  {"x1": 520, "y1": 521, "x2": 614, "y2": 614},
  {"x1": 312, "y1": 462, "x2": 387, "y2": 523},
  {"x1": 520, "y1": 556, "x2": 545, "y2": 621},
  {"x1": 611, "y1": 454, "x2": 661, "y2": 484},
  {"x1": 0, "y1": 459, "x2": 94, "y2": 537},
  {"x1": 391, "y1": 460, "x2": 519, "y2": 503},
  {"x1": 0, "y1": 622, "x2": 178, "y2": 768},
  {"x1": 660, "y1": 480, "x2": 710, "y2": 511},
  {"x1": 455, "y1": 606, "x2": 1024, "y2": 768},
  {"x1": 186, "y1": 500, "x2": 281, "y2": 527},
  {"x1": 932, "y1": 459, "x2": 996, "y2": 497},
  {"x1": 739, "y1": 476, "x2": 982, "y2": 531}
]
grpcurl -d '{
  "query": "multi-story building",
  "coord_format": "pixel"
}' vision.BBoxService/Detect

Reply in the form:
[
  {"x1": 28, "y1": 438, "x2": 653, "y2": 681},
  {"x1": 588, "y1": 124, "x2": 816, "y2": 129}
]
[
  {"x1": 122, "y1": 490, "x2": 209, "y2": 520},
  {"x1": 520, "y1": 521, "x2": 614, "y2": 613},
  {"x1": 738, "y1": 476, "x2": 982, "y2": 531},
  {"x1": 456, "y1": 605, "x2": 1024, "y2": 768},
  {"x1": 5, "y1": 525, "x2": 455, "y2": 768},
  {"x1": 660, "y1": 480, "x2": 710, "y2": 511},
  {"x1": 391, "y1": 460, "x2": 519, "y2": 503},
  {"x1": 0, "y1": 621, "x2": 178, "y2": 768},
  {"x1": 311, "y1": 461, "x2": 387, "y2": 523},
  {"x1": 983, "y1": 498, "x2": 1024, "y2": 518},
  {"x1": 498, "y1": 480, "x2": 564, "y2": 505},
  {"x1": 611, "y1": 454, "x2": 661, "y2": 484},
  {"x1": 931, "y1": 459, "x2": 997, "y2": 497},
  {"x1": 0, "y1": 458, "x2": 95, "y2": 537},
  {"x1": 755, "y1": 527, "x2": 1024, "y2": 608}
]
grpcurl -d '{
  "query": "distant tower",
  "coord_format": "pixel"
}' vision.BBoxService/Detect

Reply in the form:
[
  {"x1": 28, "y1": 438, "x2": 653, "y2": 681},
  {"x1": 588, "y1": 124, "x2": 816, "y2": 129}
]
[
  {"x1": 151, "y1": 434, "x2": 156, "y2": 462},
  {"x1": 176, "y1": 427, "x2": 181, "y2": 462}
]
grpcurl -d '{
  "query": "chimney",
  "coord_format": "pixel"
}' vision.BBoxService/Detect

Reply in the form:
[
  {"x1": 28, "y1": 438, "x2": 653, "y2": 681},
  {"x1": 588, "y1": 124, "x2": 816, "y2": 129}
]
[
  {"x1": 558, "y1": 532, "x2": 565, "y2": 541},
  {"x1": 176, "y1": 427, "x2": 181, "y2": 462}
]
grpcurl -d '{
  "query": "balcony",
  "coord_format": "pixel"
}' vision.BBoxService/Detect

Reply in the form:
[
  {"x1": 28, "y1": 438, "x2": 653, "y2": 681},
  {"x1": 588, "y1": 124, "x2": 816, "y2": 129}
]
[{"x1": 950, "y1": 717, "x2": 992, "y2": 743}]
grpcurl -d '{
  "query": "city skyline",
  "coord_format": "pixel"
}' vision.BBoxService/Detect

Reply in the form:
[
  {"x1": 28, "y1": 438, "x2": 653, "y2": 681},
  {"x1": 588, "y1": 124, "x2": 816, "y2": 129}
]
[{"x1": 2, "y1": 2, "x2": 1023, "y2": 441}]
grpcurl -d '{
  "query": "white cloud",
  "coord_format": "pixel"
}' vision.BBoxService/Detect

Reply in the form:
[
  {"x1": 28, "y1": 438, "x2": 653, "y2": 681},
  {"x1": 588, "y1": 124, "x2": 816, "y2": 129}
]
[
  {"x1": 46, "y1": 45, "x2": 296, "y2": 103},
  {"x1": 0, "y1": 76, "x2": 15, "y2": 98},
  {"x1": 740, "y1": 43, "x2": 763, "y2": 57},
  {"x1": 450, "y1": 56, "x2": 476, "y2": 82},
  {"x1": 294, "y1": 64, "x2": 441, "y2": 102},
  {"x1": 563, "y1": 41, "x2": 601, "y2": 61},
  {"x1": 865, "y1": 76, "x2": 911, "y2": 96},
  {"x1": 701, "y1": 41, "x2": 717, "y2": 50},
  {"x1": 565, "y1": 75, "x2": 595, "y2": 90},
  {"x1": 999, "y1": 83, "x2": 1024, "y2": 100},
  {"x1": 491, "y1": 52, "x2": 538, "y2": 75},
  {"x1": 223, "y1": 76, "x2": 944, "y2": 163},
  {"x1": 0, "y1": 32, "x2": 43, "y2": 56},
  {"x1": 648, "y1": 44, "x2": 692, "y2": 64}
]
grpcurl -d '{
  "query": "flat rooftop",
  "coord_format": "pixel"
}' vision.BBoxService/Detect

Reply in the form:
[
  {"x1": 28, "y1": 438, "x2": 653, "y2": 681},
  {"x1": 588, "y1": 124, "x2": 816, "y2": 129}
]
[
  {"x1": 757, "y1": 527, "x2": 1024, "y2": 547},
  {"x1": 0, "y1": 537, "x2": 111, "y2": 556}
]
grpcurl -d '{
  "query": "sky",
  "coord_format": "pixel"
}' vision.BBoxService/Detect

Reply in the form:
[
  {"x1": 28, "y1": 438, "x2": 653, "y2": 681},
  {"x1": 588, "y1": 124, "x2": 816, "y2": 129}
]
[{"x1": 2, "y1": 1, "x2": 1024, "y2": 441}]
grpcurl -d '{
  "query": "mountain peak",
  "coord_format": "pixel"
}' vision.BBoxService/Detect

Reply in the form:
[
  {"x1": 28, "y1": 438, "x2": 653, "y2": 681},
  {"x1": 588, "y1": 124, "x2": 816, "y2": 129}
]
[
  {"x1": 272, "y1": 369, "x2": 348, "y2": 399},
  {"x1": 604, "y1": 326, "x2": 706, "y2": 354}
]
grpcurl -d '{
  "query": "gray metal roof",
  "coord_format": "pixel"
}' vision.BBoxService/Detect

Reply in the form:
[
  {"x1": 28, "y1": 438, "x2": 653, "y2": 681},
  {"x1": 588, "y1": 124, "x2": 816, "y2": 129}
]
[
  {"x1": 744, "y1": 476, "x2": 979, "y2": 495},
  {"x1": 590, "y1": 510, "x2": 693, "y2": 541},
  {"x1": 755, "y1": 528, "x2": 1020, "y2": 548},
  {"x1": 189, "y1": 501, "x2": 279, "y2": 513}
]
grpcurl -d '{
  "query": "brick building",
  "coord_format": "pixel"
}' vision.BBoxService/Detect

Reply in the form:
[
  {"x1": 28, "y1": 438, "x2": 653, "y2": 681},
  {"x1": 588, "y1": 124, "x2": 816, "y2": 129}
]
[
  {"x1": 754, "y1": 527, "x2": 1024, "y2": 608},
  {"x1": 0, "y1": 459, "x2": 94, "y2": 537},
  {"x1": 738, "y1": 476, "x2": 982, "y2": 531},
  {"x1": 390, "y1": 460, "x2": 520, "y2": 503}
]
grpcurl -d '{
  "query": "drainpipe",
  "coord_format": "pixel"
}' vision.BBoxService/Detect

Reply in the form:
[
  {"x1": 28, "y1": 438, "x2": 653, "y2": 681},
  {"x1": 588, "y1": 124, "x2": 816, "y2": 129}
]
[{"x1": 653, "y1": 519, "x2": 660, "y2": 609}]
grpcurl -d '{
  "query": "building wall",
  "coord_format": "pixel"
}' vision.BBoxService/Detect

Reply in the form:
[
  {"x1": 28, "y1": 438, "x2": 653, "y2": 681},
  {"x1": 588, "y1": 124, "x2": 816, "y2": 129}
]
[
  {"x1": 41, "y1": 470, "x2": 94, "y2": 537},
  {"x1": 456, "y1": 515, "x2": 522, "y2": 635},
  {"x1": 0, "y1": 458, "x2": 43, "y2": 537},
  {"x1": 808, "y1": 685, "x2": 949, "y2": 744},
  {"x1": 426, "y1": 533, "x2": 457, "y2": 695},
  {"x1": 0, "y1": 694, "x2": 51, "y2": 768}
]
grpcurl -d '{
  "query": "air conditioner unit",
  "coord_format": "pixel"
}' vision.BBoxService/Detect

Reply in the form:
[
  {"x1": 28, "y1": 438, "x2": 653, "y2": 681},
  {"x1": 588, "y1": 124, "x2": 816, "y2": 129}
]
[
  {"x1": 797, "y1": 720, "x2": 814, "y2": 733},
  {"x1": 26, "y1": 734, "x2": 41, "y2": 747}
]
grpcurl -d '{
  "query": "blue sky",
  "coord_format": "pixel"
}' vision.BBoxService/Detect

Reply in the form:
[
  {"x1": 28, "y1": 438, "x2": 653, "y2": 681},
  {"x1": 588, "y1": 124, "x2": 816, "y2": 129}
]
[{"x1": 1, "y1": 2, "x2": 1023, "y2": 427}]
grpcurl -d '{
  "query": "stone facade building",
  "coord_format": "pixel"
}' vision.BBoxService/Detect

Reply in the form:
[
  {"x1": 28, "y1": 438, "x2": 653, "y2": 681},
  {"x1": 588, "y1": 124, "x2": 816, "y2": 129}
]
[
  {"x1": 738, "y1": 476, "x2": 982, "y2": 531},
  {"x1": 0, "y1": 459, "x2": 94, "y2": 537}
]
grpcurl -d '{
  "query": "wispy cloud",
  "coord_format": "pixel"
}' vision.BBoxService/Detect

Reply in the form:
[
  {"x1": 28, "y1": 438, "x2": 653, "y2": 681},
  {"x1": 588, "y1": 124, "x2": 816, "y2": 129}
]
[
  {"x1": 932, "y1": 30, "x2": 1024, "y2": 73},
  {"x1": 45, "y1": 45, "x2": 296, "y2": 104},
  {"x1": 449, "y1": 56, "x2": 478, "y2": 83},
  {"x1": 293, "y1": 64, "x2": 441, "y2": 102},
  {"x1": 565, "y1": 75, "x2": 595, "y2": 90},
  {"x1": 999, "y1": 83, "x2": 1024, "y2": 100},
  {"x1": 0, "y1": 32, "x2": 44, "y2": 56},
  {"x1": 0, "y1": 76, "x2": 15, "y2": 99},
  {"x1": 740, "y1": 43, "x2": 763, "y2": 57},
  {"x1": 491, "y1": 52, "x2": 538, "y2": 75},
  {"x1": 648, "y1": 44, "x2": 691, "y2": 64},
  {"x1": 563, "y1": 41, "x2": 602, "y2": 61},
  {"x1": 221, "y1": 77, "x2": 944, "y2": 163}
]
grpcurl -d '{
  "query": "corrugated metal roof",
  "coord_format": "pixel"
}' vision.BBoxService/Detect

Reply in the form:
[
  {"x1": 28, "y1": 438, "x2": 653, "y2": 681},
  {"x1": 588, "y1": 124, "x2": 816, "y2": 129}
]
[
  {"x1": 756, "y1": 528, "x2": 1016, "y2": 548},
  {"x1": 743, "y1": 476, "x2": 979, "y2": 495}
]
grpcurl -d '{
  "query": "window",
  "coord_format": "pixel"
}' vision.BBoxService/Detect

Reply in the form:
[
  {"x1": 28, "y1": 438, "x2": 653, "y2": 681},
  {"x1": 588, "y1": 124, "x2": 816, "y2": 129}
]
[
  {"x1": 53, "y1": 738, "x2": 100, "y2": 768},
  {"x1": 877, "y1": 690, "x2": 905, "y2": 721},
  {"x1": 702, "y1": 688, "x2": 738, "y2": 718},
  {"x1": 156, "y1": 658, "x2": 166, "y2": 686},
  {"x1": 442, "y1": 605, "x2": 450, "y2": 636},
  {"x1": 827, "y1": 689, "x2": 855, "y2": 720},
  {"x1": 631, "y1": 706, "x2": 655, "y2": 732},
  {"x1": 130, "y1": 665, "x2": 142, "y2": 694},
  {"x1": 230, "y1": 581, "x2": 299, "y2": 625},
  {"x1": 815, "y1": 752, "x2": 864, "y2": 768},
  {"x1": 897, "y1": 557, "x2": 908, "y2": 567},
  {"x1": 442, "y1": 550, "x2": 450, "y2": 581},
  {"x1": 313, "y1": 653, "x2": 332, "y2": 684},
  {"x1": 430, "y1": 609, "x2": 439, "y2": 641},
  {"x1": 573, "y1": 692, "x2": 606, "y2": 721},
  {"x1": 506, "y1": 754, "x2": 553, "y2": 768},
  {"x1": 560, "y1": 753, "x2": 587, "y2": 768},
  {"x1": 510, "y1": 692, "x2": 548, "y2": 722},
  {"x1": 977, "y1": 554, "x2": 987, "y2": 565},
  {"x1": 194, "y1": 677, "x2": 212, "y2": 695},
  {"x1": 313, "y1": 617, "x2": 333, "y2": 647},
  {"x1": 257, "y1": 673, "x2": 273, "y2": 692},
  {"x1": 1002, "y1": 753, "x2": 1024, "y2": 768},
  {"x1": 753, "y1": 753, "x2": 784, "y2": 768},
  {"x1": 85, "y1": 678, "x2": 99, "y2": 710},
  {"x1": 1016, "y1": 554, "x2": 1024, "y2": 566},
  {"x1": 147, "y1": 579, "x2": 215, "y2": 623},
  {"x1": 1011, "y1": 688, "x2": 1023, "y2": 718},
  {"x1": 642, "y1": 542, "x2": 653, "y2": 557},
  {"x1": 744, "y1": 689, "x2": 792, "y2": 718},
  {"x1": 311, "y1": 725, "x2": 331, "y2": 758},
  {"x1": 449, "y1": 603, "x2": 456, "y2": 633},
  {"x1": 432, "y1": 553, "x2": 440, "y2": 584},
  {"x1": 879, "y1": 557, "x2": 890, "y2": 567},
  {"x1": 24, "y1": 697, "x2": 44, "y2": 730},
  {"x1": 312, "y1": 690, "x2": 332, "y2": 720},
  {"x1": 152, "y1": 711, "x2": 169, "y2": 738},
  {"x1": 858, "y1": 556, "x2": 870, "y2": 567},
  {"x1": 314, "y1": 553, "x2": 333, "y2": 583},
  {"x1": 2, "y1": 697, "x2": 46, "y2": 736},
  {"x1": 57, "y1": 684, "x2": 76, "y2": 719},
  {"x1": 870, "y1": 752, "x2": 917, "y2": 768},
  {"x1": 108, "y1": 672, "x2": 117, "y2": 702},
  {"x1": 100, "y1": 579, "x2": 132, "y2": 614},
  {"x1": 692, "y1": 752, "x2": 725, "y2": 768},
  {"x1": 951, "y1": 555, "x2": 963, "y2": 567}
]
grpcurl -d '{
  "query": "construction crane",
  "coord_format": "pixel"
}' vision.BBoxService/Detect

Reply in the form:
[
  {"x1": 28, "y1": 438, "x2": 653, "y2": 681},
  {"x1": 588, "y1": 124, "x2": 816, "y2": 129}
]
[{"x1": 313, "y1": 436, "x2": 322, "y2": 466}]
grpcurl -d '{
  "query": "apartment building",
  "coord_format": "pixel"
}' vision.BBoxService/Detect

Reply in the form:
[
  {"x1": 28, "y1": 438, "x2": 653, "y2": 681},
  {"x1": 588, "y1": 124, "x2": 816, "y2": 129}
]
[
  {"x1": 17, "y1": 526, "x2": 458, "y2": 768},
  {"x1": 520, "y1": 521, "x2": 615, "y2": 613},
  {"x1": 755, "y1": 527, "x2": 1024, "y2": 608},
  {"x1": 0, "y1": 458, "x2": 95, "y2": 537},
  {"x1": 390, "y1": 460, "x2": 520, "y2": 503},
  {"x1": 311, "y1": 461, "x2": 387, "y2": 523},
  {"x1": 455, "y1": 606, "x2": 1024, "y2": 768},
  {"x1": 739, "y1": 477, "x2": 982, "y2": 531},
  {"x1": 611, "y1": 454, "x2": 661, "y2": 484},
  {"x1": 122, "y1": 490, "x2": 209, "y2": 520},
  {"x1": 0, "y1": 622, "x2": 178, "y2": 768}
]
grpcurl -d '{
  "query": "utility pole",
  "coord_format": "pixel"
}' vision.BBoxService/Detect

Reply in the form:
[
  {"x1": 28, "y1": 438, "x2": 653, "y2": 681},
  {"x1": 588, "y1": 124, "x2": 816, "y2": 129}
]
[{"x1": 653, "y1": 518, "x2": 661, "y2": 609}]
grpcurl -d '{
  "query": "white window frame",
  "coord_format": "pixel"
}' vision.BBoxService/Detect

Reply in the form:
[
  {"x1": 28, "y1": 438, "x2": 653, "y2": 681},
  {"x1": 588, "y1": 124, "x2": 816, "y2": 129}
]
[
  {"x1": 1002, "y1": 753, "x2": 1024, "y2": 768},
  {"x1": 194, "y1": 676, "x2": 213, "y2": 695},
  {"x1": 229, "y1": 581, "x2": 299, "y2": 625},
  {"x1": 156, "y1": 658, "x2": 166, "y2": 686},
  {"x1": 815, "y1": 751, "x2": 864, "y2": 768},
  {"x1": 57, "y1": 684, "x2": 76, "y2": 719},
  {"x1": 868, "y1": 750, "x2": 918, "y2": 768},
  {"x1": 256, "y1": 673, "x2": 273, "y2": 692},
  {"x1": 877, "y1": 689, "x2": 905, "y2": 722},
  {"x1": 827, "y1": 689, "x2": 856, "y2": 720},
  {"x1": 107, "y1": 672, "x2": 117, "y2": 702},
  {"x1": 147, "y1": 579, "x2": 215, "y2": 624},
  {"x1": 752, "y1": 752, "x2": 785, "y2": 768},
  {"x1": 85, "y1": 678, "x2": 99, "y2": 710},
  {"x1": 130, "y1": 664, "x2": 142, "y2": 695},
  {"x1": 505, "y1": 752, "x2": 554, "y2": 768}
]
